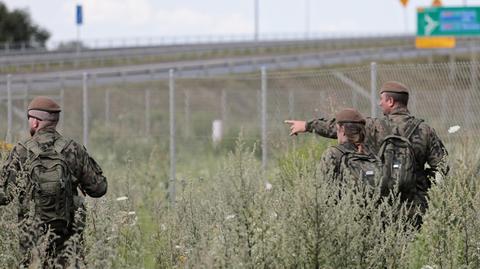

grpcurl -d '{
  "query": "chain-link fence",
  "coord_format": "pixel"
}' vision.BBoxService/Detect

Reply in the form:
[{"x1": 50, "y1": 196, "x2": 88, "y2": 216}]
[{"x1": 1, "y1": 61, "x2": 479, "y2": 200}]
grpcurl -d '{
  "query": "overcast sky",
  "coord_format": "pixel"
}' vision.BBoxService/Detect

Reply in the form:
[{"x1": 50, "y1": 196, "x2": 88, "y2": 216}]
[{"x1": 3, "y1": 0, "x2": 480, "y2": 44}]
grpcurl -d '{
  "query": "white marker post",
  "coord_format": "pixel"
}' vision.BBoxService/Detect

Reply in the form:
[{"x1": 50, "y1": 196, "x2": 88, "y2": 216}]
[{"x1": 212, "y1": 119, "x2": 223, "y2": 146}]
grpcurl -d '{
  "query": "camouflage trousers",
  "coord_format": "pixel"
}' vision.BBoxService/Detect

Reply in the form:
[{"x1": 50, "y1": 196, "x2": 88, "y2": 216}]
[
  {"x1": 19, "y1": 220, "x2": 85, "y2": 268},
  {"x1": 19, "y1": 206, "x2": 87, "y2": 268}
]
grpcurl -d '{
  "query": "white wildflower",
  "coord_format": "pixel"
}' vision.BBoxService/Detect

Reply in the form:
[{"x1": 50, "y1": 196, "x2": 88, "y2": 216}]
[
  {"x1": 265, "y1": 182, "x2": 273, "y2": 191},
  {"x1": 225, "y1": 214, "x2": 236, "y2": 220},
  {"x1": 448, "y1": 125, "x2": 460, "y2": 134},
  {"x1": 116, "y1": 196, "x2": 128, "y2": 201},
  {"x1": 130, "y1": 216, "x2": 138, "y2": 226},
  {"x1": 175, "y1": 245, "x2": 182, "y2": 249}
]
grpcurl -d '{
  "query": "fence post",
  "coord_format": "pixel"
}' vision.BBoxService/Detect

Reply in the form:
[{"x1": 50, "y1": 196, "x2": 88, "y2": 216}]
[
  {"x1": 470, "y1": 46, "x2": 478, "y2": 91},
  {"x1": 352, "y1": 90, "x2": 358, "y2": 109},
  {"x1": 221, "y1": 88, "x2": 227, "y2": 125},
  {"x1": 261, "y1": 66, "x2": 267, "y2": 172},
  {"x1": 370, "y1": 62, "x2": 377, "y2": 118},
  {"x1": 288, "y1": 89, "x2": 295, "y2": 118},
  {"x1": 6, "y1": 74, "x2": 12, "y2": 143},
  {"x1": 59, "y1": 77, "x2": 65, "y2": 133},
  {"x1": 169, "y1": 69, "x2": 176, "y2": 206},
  {"x1": 145, "y1": 89, "x2": 151, "y2": 136},
  {"x1": 463, "y1": 88, "x2": 471, "y2": 129},
  {"x1": 105, "y1": 89, "x2": 111, "y2": 127},
  {"x1": 24, "y1": 78, "x2": 30, "y2": 132},
  {"x1": 441, "y1": 89, "x2": 448, "y2": 126},
  {"x1": 82, "y1": 72, "x2": 89, "y2": 148},
  {"x1": 184, "y1": 89, "x2": 191, "y2": 138},
  {"x1": 410, "y1": 90, "x2": 417, "y2": 114}
]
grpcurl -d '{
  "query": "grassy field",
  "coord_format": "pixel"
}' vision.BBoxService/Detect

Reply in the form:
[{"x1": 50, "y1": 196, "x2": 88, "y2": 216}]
[
  {"x1": 0, "y1": 59, "x2": 478, "y2": 267},
  {"x1": 0, "y1": 132, "x2": 478, "y2": 268}
]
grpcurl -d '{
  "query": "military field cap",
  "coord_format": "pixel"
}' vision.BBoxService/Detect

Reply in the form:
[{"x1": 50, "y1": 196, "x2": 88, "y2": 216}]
[
  {"x1": 379, "y1": 81, "x2": 409, "y2": 95},
  {"x1": 335, "y1": 108, "x2": 366, "y2": 125},
  {"x1": 27, "y1": 96, "x2": 61, "y2": 113}
]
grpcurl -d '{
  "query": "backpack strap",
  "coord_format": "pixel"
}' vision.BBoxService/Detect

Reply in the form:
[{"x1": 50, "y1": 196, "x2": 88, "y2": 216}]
[
  {"x1": 331, "y1": 145, "x2": 346, "y2": 176},
  {"x1": 331, "y1": 144, "x2": 357, "y2": 175},
  {"x1": 54, "y1": 137, "x2": 71, "y2": 154},
  {"x1": 21, "y1": 139, "x2": 42, "y2": 157},
  {"x1": 404, "y1": 118, "x2": 424, "y2": 140}
]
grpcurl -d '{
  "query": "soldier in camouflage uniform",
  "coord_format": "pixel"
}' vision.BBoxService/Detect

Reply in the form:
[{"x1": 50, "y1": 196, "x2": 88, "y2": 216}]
[
  {"x1": 285, "y1": 81, "x2": 449, "y2": 221},
  {"x1": 319, "y1": 108, "x2": 377, "y2": 184},
  {"x1": 0, "y1": 96, "x2": 107, "y2": 267}
]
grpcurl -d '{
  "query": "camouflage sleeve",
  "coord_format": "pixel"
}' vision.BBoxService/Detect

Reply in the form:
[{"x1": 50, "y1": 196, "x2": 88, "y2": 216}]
[
  {"x1": 305, "y1": 117, "x2": 337, "y2": 138},
  {"x1": 319, "y1": 147, "x2": 341, "y2": 182},
  {"x1": 0, "y1": 145, "x2": 24, "y2": 205},
  {"x1": 426, "y1": 127, "x2": 449, "y2": 181},
  {"x1": 305, "y1": 116, "x2": 383, "y2": 150},
  {"x1": 363, "y1": 117, "x2": 385, "y2": 153},
  {"x1": 65, "y1": 141, "x2": 107, "y2": 198}
]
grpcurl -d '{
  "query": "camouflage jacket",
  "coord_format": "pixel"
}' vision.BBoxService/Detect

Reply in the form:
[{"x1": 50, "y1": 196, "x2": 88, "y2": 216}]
[
  {"x1": 319, "y1": 142, "x2": 378, "y2": 184},
  {"x1": 0, "y1": 128, "x2": 107, "y2": 209},
  {"x1": 307, "y1": 107, "x2": 449, "y2": 193}
]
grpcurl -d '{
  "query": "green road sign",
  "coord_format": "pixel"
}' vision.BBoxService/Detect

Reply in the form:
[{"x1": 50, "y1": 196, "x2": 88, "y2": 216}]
[{"x1": 417, "y1": 7, "x2": 480, "y2": 36}]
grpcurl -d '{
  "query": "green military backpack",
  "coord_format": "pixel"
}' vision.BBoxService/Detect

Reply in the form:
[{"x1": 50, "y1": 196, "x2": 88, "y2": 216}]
[
  {"x1": 21, "y1": 137, "x2": 74, "y2": 226},
  {"x1": 333, "y1": 145, "x2": 381, "y2": 187},
  {"x1": 377, "y1": 118, "x2": 423, "y2": 197}
]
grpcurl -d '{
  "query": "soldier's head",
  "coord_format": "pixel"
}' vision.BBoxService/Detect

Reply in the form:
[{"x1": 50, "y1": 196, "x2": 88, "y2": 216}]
[
  {"x1": 335, "y1": 108, "x2": 366, "y2": 151},
  {"x1": 379, "y1": 81, "x2": 409, "y2": 115},
  {"x1": 27, "y1": 96, "x2": 61, "y2": 136}
]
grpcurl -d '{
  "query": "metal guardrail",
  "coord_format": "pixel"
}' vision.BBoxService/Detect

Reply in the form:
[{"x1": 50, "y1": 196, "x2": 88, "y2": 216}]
[
  {"x1": 0, "y1": 32, "x2": 410, "y2": 54},
  {"x1": 0, "y1": 35, "x2": 415, "y2": 72}
]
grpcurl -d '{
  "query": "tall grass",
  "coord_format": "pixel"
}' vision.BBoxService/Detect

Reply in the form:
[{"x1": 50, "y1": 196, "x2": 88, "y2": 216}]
[{"x1": 0, "y1": 136, "x2": 479, "y2": 268}]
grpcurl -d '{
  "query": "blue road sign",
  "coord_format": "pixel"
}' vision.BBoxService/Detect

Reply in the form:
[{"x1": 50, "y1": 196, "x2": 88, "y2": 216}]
[{"x1": 76, "y1": 5, "x2": 83, "y2": 25}]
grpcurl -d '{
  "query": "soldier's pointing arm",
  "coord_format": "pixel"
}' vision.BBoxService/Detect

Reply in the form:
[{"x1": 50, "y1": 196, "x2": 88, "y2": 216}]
[{"x1": 305, "y1": 117, "x2": 338, "y2": 138}]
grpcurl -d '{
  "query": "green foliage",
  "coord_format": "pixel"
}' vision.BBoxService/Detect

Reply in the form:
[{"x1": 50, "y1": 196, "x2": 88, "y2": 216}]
[
  {"x1": 276, "y1": 137, "x2": 331, "y2": 188},
  {"x1": 0, "y1": 136, "x2": 479, "y2": 268},
  {"x1": 0, "y1": 2, "x2": 50, "y2": 47},
  {"x1": 405, "y1": 153, "x2": 480, "y2": 269}
]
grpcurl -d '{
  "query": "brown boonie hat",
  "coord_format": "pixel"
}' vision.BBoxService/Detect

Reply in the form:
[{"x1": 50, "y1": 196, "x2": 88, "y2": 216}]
[
  {"x1": 28, "y1": 96, "x2": 61, "y2": 112},
  {"x1": 336, "y1": 108, "x2": 366, "y2": 125},
  {"x1": 379, "y1": 81, "x2": 409, "y2": 95}
]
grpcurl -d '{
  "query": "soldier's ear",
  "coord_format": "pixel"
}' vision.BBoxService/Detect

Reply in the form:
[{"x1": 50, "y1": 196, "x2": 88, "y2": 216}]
[{"x1": 386, "y1": 96, "x2": 395, "y2": 107}]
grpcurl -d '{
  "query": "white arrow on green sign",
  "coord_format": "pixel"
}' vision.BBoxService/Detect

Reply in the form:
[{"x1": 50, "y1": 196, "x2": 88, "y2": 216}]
[{"x1": 417, "y1": 6, "x2": 480, "y2": 36}]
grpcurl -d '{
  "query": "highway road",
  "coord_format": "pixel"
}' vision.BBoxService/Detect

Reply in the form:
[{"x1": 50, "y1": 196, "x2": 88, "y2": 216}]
[{"x1": 0, "y1": 41, "x2": 477, "y2": 92}]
